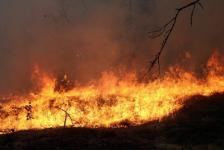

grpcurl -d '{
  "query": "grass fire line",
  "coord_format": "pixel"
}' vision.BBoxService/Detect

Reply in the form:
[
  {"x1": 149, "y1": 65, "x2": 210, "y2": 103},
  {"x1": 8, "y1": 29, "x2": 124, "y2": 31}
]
[{"x1": 0, "y1": 50, "x2": 223, "y2": 134}]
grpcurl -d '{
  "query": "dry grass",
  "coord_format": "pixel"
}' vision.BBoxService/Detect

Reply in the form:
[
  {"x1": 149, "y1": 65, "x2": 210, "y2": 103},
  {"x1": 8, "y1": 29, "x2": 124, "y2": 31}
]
[{"x1": 0, "y1": 93, "x2": 224, "y2": 150}]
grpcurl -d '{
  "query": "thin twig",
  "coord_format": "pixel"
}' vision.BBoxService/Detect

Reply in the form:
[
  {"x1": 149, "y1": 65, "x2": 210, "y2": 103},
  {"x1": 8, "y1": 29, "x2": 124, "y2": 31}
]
[
  {"x1": 56, "y1": 106, "x2": 74, "y2": 128},
  {"x1": 191, "y1": 4, "x2": 196, "y2": 26},
  {"x1": 144, "y1": 0, "x2": 203, "y2": 79}
]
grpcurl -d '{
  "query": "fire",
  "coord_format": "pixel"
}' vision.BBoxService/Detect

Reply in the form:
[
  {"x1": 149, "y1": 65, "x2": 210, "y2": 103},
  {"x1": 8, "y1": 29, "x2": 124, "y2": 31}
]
[{"x1": 0, "y1": 50, "x2": 223, "y2": 134}]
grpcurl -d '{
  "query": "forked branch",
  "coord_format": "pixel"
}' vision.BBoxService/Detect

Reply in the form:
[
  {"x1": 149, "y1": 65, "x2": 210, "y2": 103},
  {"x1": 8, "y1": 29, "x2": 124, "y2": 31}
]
[
  {"x1": 146, "y1": 0, "x2": 203, "y2": 76},
  {"x1": 56, "y1": 106, "x2": 74, "y2": 128}
]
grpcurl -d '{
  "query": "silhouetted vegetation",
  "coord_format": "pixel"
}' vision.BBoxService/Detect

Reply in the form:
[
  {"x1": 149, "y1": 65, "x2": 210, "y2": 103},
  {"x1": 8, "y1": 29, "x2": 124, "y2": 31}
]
[{"x1": 1, "y1": 93, "x2": 224, "y2": 150}]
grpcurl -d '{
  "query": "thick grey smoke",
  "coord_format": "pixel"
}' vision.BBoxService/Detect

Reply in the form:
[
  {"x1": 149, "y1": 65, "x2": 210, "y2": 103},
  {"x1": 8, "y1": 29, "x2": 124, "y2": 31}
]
[{"x1": 0, "y1": 0, "x2": 223, "y2": 94}]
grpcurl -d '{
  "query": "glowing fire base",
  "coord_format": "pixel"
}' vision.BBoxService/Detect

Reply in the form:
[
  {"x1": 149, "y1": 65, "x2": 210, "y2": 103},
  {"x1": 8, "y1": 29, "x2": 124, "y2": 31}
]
[{"x1": 0, "y1": 50, "x2": 223, "y2": 134}]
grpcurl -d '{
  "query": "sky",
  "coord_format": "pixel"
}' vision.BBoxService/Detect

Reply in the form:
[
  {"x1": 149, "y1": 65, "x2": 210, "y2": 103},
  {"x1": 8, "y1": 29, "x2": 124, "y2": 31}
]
[{"x1": 0, "y1": 0, "x2": 223, "y2": 94}]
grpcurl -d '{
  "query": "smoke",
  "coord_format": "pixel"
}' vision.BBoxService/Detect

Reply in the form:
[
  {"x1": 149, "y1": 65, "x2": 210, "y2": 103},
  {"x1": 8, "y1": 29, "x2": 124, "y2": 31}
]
[{"x1": 0, "y1": 0, "x2": 223, "y2": 94}]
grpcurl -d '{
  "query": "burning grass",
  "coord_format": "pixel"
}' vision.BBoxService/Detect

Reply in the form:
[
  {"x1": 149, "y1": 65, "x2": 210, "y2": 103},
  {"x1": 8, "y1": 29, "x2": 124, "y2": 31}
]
[
  {"x1": 1, "y1": 93, "x2": 224, "y2": 150},
  {"x1": 0, "y1": 50, "x2": 223, "y2": 134}
]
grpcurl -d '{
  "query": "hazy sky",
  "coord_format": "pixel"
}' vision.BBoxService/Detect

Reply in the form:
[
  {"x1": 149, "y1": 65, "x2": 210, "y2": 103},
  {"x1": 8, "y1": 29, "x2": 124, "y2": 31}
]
[{"x1": 0, "y1": 0, "x2": 223, "y2": 94}]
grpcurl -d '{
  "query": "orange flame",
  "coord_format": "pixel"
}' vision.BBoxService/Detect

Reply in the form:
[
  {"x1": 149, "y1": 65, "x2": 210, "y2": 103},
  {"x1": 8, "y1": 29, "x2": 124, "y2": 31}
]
[{"x1": 0, "y1": 50, "x2": 223, "y2": 134}]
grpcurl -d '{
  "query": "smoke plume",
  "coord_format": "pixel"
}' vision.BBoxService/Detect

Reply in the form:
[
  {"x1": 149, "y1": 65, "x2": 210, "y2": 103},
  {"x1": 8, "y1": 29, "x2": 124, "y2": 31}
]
[{"x1": 0, "y1": 0, "x2": 223, "y2": 94}]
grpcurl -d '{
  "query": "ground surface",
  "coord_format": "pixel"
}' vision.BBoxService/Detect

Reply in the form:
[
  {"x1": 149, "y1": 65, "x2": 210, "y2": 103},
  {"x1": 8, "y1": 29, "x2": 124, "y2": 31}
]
[{"x1": 0, "y1": 93, "x2": 224, "y2": 150}]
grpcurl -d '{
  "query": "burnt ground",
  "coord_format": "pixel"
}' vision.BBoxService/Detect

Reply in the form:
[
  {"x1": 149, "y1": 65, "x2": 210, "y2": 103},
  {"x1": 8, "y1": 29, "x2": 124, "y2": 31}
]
[{"x1": 0, "y1": 93, "x2": 224, "y2": 150}]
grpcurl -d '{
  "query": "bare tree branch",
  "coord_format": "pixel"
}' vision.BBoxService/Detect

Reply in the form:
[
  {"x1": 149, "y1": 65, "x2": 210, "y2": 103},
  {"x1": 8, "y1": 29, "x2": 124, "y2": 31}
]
[
  {"x1": 144, "y1": 0, "x2": 203, "y2": 78},
  {"x1": 190, "y1": 3, "x2": 196, "y2": 26},
  {"x1": 56, "y1": 106, "x2": 74, "y2": 128}
]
